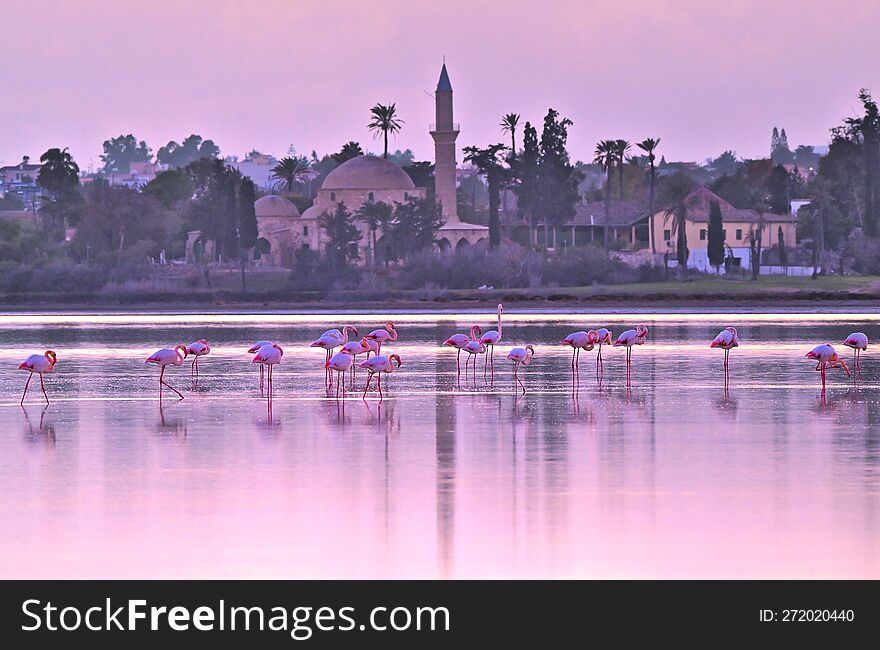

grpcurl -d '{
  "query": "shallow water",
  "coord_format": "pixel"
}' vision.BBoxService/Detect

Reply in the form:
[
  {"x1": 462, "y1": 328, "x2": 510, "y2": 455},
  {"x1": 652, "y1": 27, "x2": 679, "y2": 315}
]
[{"x1": 0, "y1": 310, "x2": 878, "y2": 579}]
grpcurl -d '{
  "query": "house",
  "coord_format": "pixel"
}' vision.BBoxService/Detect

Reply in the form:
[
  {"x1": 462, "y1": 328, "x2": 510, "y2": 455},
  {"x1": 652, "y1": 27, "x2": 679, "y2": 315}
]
[
  {"x1": 509, "y1": 200, "x2": 649, "y2": 250},
  {"x1": 649, "y1": 186, "x2": 798, "y2": 271},
  {"x1": 0, "y1": 156, "x2": 41, "y2": 206}
]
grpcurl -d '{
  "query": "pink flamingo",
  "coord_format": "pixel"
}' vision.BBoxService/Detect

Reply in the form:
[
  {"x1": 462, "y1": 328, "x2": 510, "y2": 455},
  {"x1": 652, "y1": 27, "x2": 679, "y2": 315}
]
[
  {"x1": 806, "y1": 344, "x2": 850, "y2": 391},
  {"x1": 365, "y1": 321, "x2": 398, "y2": 354},
  {"x1": 462, "y1": 340, "x2": 486, "y2": 383},
  {"x1": 507, "y1": 345, "x2": 535, "y2": 394},
  {"x1": 561, "y1": 331, "x2": 593, "y2": 380},
  {"x1": 145, "y1": 345, "x2": 188, "y2": 400},
  {"x1": 252, "y1": 343, "x2": 283, "y2": 398},
  {"x1": 326, "y1": 350, "x2": 355, "y2": 398},
  {"x1": 478, "y1": 304, "x2": 504, "y2": 381},
  {"x1": 360, "y1": 354, "x2": 402, "y2": 399},
  {"x1": 185, "y1": 339, "x2": 210, "y2": 382},
  {"x1": 445, "y1": 325, "x2": 482, "y2": 381},
  {"x1": 248, "y1": 340, "x2": 275, "y2": 390},
  {"x1": 590, "y1": 327, "x2": 613, "y2": 375},
  {"x1": 312, "y1": 326, "x2": 358, "y2": 387},
  {"x1": 710, "y1": 327, "x2": 739, "y2": 383},
  {"x1": 18, "y1": 350, "x2": 57, "y2": 405},
  {"x1": 341, "y1": 336, "x2": 378, "y2": 384},
  {"x1": 843, "y1": 332, "x2": 868, "y2": 380},
  {"x1": 613, "y1": 324, "x2": 648, "y2": 385}
]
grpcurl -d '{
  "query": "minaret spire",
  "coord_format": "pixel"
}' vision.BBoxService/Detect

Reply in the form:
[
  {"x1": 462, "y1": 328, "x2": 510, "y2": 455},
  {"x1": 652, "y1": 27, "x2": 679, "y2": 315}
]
[{"x1": 431, "y1": 62, "x2": 459, "y2": 222}]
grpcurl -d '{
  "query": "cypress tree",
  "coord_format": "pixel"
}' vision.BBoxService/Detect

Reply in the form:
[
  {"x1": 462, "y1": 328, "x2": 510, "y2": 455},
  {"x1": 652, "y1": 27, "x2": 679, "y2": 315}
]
[{"x1": 707, "y1": 199, "x2": 725, "y2": 273}]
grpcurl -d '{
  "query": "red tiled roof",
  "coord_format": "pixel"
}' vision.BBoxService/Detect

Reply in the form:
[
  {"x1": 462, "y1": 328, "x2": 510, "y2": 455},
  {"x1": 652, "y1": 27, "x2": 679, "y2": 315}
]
[{"x1": 674, "y1": 186, "x2": 798, "y2": 223}]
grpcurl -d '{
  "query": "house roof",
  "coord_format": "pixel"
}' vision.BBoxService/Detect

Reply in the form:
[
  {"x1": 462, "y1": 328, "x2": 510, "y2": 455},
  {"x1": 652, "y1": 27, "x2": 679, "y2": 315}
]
[
  {"x1": 574, "y1": 200, "x2": 648, "y2": 227},
  {"x1": 668, "y1": 186, "x2": 798, "y2": 223}
]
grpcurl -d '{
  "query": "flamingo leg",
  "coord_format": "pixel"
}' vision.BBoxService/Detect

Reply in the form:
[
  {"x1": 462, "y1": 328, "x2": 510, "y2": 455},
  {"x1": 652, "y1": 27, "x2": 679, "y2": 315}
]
[
  {"x1": 20, "y1": 373, "x2": 32, "y2": 405},
  {"x1": 39, "y1": 373, "x2": 49, "y2": 405},
  {"x1": 260, "y1": 364, "x2": 264, "y2": 391},
  {"x1": 483, "y1": 347, "x2": 488, "y2": 381},
  {"x1": 821, "y1": 361, "x2": 827, "y2": 391},
  {"x1": 378, "y1": 372, "x2": 383, "y2": 400},
  {"x1": 491, "y1": 345, "x2": 495, "y2": 383},
  {"x1": 363, "y1": 373, "x2": 372, "y2": 399},
  {"x1": 159, "y1": 366, "x2": 184, "y2": 400},
  {"x1": 457, "y1": 349, "x2": 462, "y2": 382}
]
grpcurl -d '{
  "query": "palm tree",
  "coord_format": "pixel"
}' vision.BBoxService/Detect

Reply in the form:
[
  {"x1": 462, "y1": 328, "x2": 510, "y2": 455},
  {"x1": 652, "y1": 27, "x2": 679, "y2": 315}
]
[
  {"x1": 637, "y1": 138, "x2": 661, "y2": 253},
  {"x1": 593, "y1": 140, "x2": 618, "y2": 248},
  {"x1": 368, "y1": 103, "x2": 404, "y2": 159},
  {"x1": 355, "y1": 199, "x2": 393, "y2": 266},
  {"x1": 500, "y1": 113, "x2": 521, "y2": 154},
  {"x1": 37, "y1": 147, "x2": 79, "y2": 196},
  {"x1": 270, "y1": 156, "x2": 310, "y2": 193},
  {"x1": 333, "y1": 141, "x2": 364, "y2": 165},
  {"x1": 614, "y1": 139, "x2": 631, "y2": 200},
  {"x1": 463, "y1": 144, "x2": 508, "y2": 249},
  {"x1": 662, "y1": 173, "x2": 698, "y2": 281}
]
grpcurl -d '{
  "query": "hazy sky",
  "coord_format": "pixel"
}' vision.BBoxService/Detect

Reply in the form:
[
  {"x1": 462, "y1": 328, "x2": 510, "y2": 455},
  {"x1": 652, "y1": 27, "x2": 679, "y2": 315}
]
[{"x1": 3, "y1": 0, "x2": 879, "y2": 169}]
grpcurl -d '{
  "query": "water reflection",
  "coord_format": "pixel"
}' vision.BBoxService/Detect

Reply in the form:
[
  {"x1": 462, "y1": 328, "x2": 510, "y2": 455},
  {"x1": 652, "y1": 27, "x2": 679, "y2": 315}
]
[{"x1": 0, "y1": 311, "x2": 879, "y2": 578}]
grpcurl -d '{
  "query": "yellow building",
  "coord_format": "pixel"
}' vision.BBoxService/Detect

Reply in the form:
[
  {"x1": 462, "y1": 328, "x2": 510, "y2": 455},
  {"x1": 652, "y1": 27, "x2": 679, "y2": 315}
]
[{"x1": 649, "y1": 186, "x2": 798, "y2": 271}]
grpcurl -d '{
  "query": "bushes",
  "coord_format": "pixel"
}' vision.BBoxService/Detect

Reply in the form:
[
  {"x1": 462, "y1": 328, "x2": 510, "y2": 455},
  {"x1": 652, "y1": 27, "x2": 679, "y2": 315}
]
[
  {"x1": 0, "y1": 259, "x2": 109, "y2": 294},
  {"x1": 395, "y1": 244, "x2": 636, "y2": 290},
  {"x1": 288, "y1": 248, "x2": 361, "y2": 292}
]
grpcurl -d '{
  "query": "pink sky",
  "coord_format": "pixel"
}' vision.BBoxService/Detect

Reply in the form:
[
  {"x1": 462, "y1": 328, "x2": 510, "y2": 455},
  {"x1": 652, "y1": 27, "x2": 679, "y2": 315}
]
[{"x1": 3, "y1": 0, "x2": 879, "y2": 169}]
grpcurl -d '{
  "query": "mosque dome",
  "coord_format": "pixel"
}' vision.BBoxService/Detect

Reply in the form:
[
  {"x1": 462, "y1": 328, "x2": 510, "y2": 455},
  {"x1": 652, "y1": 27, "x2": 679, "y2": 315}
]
[
  {"x1": 254, "y1": 194, "x2": 300, "y2": 218},
  {"x1": 322, "y1": 155, "x2": 415, "y2": 191}
]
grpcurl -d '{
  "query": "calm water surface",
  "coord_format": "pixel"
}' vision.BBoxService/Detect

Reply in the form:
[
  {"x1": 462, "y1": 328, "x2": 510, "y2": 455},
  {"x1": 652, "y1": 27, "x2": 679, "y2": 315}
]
[{"x1": 0, "y1": 310, "x2": 878, "y2": 579}]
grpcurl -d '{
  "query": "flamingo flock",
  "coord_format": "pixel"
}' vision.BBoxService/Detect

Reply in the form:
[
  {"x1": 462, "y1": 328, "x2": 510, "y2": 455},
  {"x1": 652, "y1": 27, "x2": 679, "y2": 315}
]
[{"x1": 13, "y1": 304, "x2": 874, "y2": 405}]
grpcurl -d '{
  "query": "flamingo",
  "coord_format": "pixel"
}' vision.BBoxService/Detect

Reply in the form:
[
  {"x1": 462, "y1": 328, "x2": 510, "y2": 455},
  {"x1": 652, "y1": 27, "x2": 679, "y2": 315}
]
[
  {"x1": 248, "y1": 340, "x2": 275, "y2": 390},
  {"x1": 560, "y1": 331, "x2": 593, "y2": 380},
  {"x1": 806, "y1": 344, "x2": 850, "y2": 391},
  {"x1": 341, "y1": 337, "x2": 377, "y2": 384},
  {"x1": 843, "y1": 332, "x2": 868, "y2": 380},
  {"x1": 445, "y1": 325, "x2": 482, "y2": 381},
  {"x1": 360, "y1": 354, "x2": 402, "y2": 399},
  {"x1": 18, "y1": 350, "x2": 57, "y2": 405},
  {"x1": 326, "y1": 350, "x2": 355, "y2": 398},
  {"x1": 365, "y1": 321, "x2": 398, "y2": 354},
  {"x1": 710, "y1": 327, "x2": 739, "y2": 383},
  {"x1": 252, "y1": 343, "x2": 283, "y2": 398},
  {"x1": 462, "y1": 340, "x2": 486, "y2": 383},
  {"x1": 478, "y1": 304, "x2": 504, "y2": 382},
  {"x1": 185, "y1": 339, "x2": 210, "y2": 382},
  {"x1": 613, "y1": 324, "x2": 648, "y2": 385},
  {"x1": 312, "y1": 325, "x2": 358, "y2": 387},
  {"x1": 145, "y1": 345, "x2": 188, "y2": 400},
  {"x1": 590, "y1": 327, "x2": 613, "y2": 375},
  {"x1": 507, "y1": 345, "x2": 536, "y2": 394}
]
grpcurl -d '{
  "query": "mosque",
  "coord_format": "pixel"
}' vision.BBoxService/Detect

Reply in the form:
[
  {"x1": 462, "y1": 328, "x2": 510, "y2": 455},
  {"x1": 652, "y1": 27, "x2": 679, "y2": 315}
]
[{"x1": 253, "y1": 63, "x2": 488, "y2": 266}]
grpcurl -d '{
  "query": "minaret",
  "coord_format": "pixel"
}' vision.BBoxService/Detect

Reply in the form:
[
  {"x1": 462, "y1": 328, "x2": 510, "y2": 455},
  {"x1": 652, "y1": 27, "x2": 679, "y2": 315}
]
[{"x1": 430, "y1": 63, "x2": 460, "y2": 223}]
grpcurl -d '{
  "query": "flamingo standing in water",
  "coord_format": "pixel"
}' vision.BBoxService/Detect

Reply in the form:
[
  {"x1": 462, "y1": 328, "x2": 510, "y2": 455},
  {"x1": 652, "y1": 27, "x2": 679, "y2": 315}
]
[
  {"x1": 445, "y1": 325, "x2": 481, "y2": 381},
  {"x1": 507, "y1": 345, "x2": 535, "y2": 394},
  {"x1": 478, "y1": 304, "x2": 504, "y2": 382},
  {"x1": 252, "y1": 343, "x2": 283, "y2": 398},
  {"x1": 613, "y1": 325, "x2": 648, "y2": 385},
  {"x1": 806, "y1": 344, "x2": 850, "y2": 391},
  {"x1": 145, "y1": 345, "x2": 188, "y2": 400},
  {"x1": 326, "y1": 350, "x2": 355, "y2": 398},
  {"x1": 590, "y1": 328, "x2": 613, "y2": 376},
  {"x1": 462, "y1": 340, "x2": 486, "y2": 383},
  {"x1": 360, "y1": 354, "x2": 402, "y2": 399},
  {"x1": 843, "y1": 332, "x2": 868, "y2": 380},
  {"x1": 18, "y1": 350, "x2": 57, "y2": 405},
  {"x1": 185, "y1": 339, "x2": 210, "y2": 382},
  {"x1": 561, "y1": 331, "x2": 593, "y2": 381},
  {"x1": 366, "y1": 321, "x2": 398, "y2": 354},
  {"x1": 249, "y1": 340, "x2": 275, "y2": 390},
  {"x1": 341, "y1": 336, "x2": 378, "y2": 384},
  {"x1": 312, "y1": 325, "x2": 358, "y2": 387},
  {"x1": 710, "y1": 327, "x2": 739, "y2": 383}
]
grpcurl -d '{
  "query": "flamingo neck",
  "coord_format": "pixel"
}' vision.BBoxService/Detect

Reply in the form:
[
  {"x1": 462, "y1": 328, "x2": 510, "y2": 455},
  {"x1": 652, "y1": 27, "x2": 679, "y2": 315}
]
[{"x1": 497, "y1": 308, "x2": 502, "y2": 337}]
